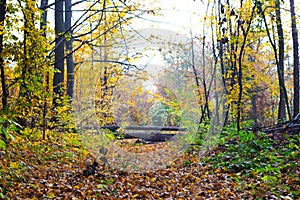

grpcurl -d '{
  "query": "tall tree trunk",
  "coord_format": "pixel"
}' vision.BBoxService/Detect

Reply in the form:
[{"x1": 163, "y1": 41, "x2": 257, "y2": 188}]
[
  {"x1": 54, "y1": 0, "x2": 65, "y2": 100},
  {"x1": 210, "y1": 6, "x2": 220, "y2": 126},
  {"x1": 259, "y1": 0, "x2": 290, "y2": 122},
  {"x1": 65, "y1": 0, "x2": 74, "y2": 99},
  {"x1": 290, "y1": 0, "x2": 299, "y2": 117},
  {"x1": 276, "y1": 0, "x2": 291, "y2": 121},
  {"x1": 217, "y1": 0, "x2": 229, "y2": 126},
  {"x1": 237, "y1": 3, "x2": 256, "y2": 131},
  {"x1": 200, "y1": 2, "x2": 211, "y2": 123},
  {"x1": 0, "y1": 0, "x2": 8, "y2": 110},
  {"x1": 189, "y1": 26, "x2": 203, "y2": 125},
  {"x1": 40, "y1": 0, "x2": 48, "y2": 139}
]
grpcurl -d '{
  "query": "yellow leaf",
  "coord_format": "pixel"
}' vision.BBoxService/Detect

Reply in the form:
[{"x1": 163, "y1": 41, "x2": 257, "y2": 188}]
[
  {"x1": 73, "y1": 184, "x2": 81, "y2": 189},
  {"x1": 10, "y1": 161, "x2": 20, "y2": 169},
  {"x1": 150, "y1": 177, "x2": 156, "y2": 182}
]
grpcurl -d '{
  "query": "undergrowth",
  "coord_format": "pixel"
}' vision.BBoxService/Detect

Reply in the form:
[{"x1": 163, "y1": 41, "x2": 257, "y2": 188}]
[{"x1": 200, "y1": 123, "x2": 300, "y2": 199}]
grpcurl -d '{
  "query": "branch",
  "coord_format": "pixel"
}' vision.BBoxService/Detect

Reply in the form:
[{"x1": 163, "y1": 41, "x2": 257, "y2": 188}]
[
  {"x1": 72, "y1": 0, "x2": 86, "y2": 7},
  {"x1": 39, "y1": 1, "x2": 55, "y2": 9}
]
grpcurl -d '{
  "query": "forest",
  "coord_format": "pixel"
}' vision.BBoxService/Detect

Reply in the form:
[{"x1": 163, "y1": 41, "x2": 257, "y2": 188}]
[{"x1": 0, "y1": 0, "x2": 299, "y2": 199}]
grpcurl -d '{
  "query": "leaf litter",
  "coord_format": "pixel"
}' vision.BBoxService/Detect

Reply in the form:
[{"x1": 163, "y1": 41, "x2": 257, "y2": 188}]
[{"x1": 0, "y1": 130, "x2": 299, "y2": 199}]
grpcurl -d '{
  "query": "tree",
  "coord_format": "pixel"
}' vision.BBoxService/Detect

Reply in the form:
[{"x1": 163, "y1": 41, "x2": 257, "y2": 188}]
[
  {"x1": 53, "y1": 0, "x2": 65, "y2": 101},
  {"x1": 15, "y1": 0, "x2": 51, "y2": 127},
  {"x1": 65, "y1": 0, "x2": 75, "y2": 99},
  {"x1": 0, "y1": 0, "x2": 7, "y2": 110},
  {"x1": 0, "y1": 0, "x2": 52, "y2": 129},
  {"x1": 203, "y1": 0, "x2": 287, "y2": 127},
  {"x1": 72, "y1": 0, "x2": 147, "y2": 126},
  {"x1": 40, "y1": 0, "x2": 49, "y2": 138},
  {"x1": 236, "y1": 2, "x2": 257, "y2": 131},
  {"x1": 290, "y1": 0, "x2": 299, "y2": 117},
  {"x1": 275, "y1": 0, "x2": 290, "y2": 121},
  {"x1": 256, "y1": 0, "x2": 290, "y2": 122}
]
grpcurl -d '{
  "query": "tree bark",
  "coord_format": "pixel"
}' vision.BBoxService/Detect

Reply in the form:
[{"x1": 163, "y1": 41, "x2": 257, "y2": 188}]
[
  {"x1": 65, "y1": 0, "x2": 75, "y2": 99},
  {"x1": 290, "y1": 0, "x2": 299, "y2": 117},
  {"x1": 0, "y1": 0, "x2": 8, "y2": 110},
  {"x1": 54, "y1": 0, "x2": 65, "y2": 100},
  {"x1": 40, "y1": 0, "x2": 48, "y2": 139},
  {"x1": 217, "y1": 0, "x2": 229, "y2": 126},
  {"x1": 40, "y1": 0, "x2": 48, "y2": 35},
  {"x1": 189, "y1": 26, "x2": 203, "y2": 125},
  {"x1": 237, "y1": 3, "x2": 256, "y2": 131},
  {"x1": 276, "y1": 0, "x2": 290, "y2": 121}
]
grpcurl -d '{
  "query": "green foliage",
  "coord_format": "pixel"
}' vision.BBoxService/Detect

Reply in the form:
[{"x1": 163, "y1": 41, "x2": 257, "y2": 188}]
[
  {"x1": 1, "y1": 0, "x2": 53, "y2": 130},
  {"x1": 0, "y1": 116, "x2": 21, "y2": 150},
  {"x1": 0, "y1": 140, "x2": 6, "y2": 150},
  {"x1": 52, "y1": 96, "x2": 76, "y2": 132},
  {"x1": 183, "y1": 120, "x2": 215, "y2": 147},
  {"x1": 150, "y1": 102, "x2": 168, "y2": 126},
  {"x1": 150, "y1": 100, "x2": 182, "y2": 126},
  {"x1": 201, "y1": 124, "x2": 300, "y2": 198}
]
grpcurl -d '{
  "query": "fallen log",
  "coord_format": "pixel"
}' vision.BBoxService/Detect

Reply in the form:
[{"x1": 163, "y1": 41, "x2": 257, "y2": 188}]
[
  {"x1": 100, "y1": 125, "x2": 187, "y2": 132},
  {"x1": 117, "y1": 132, "x2": 176, "y2": 140},
  {"x1": 79, "y1": 125, "x2": 186, "y2": 143},
  {"x1": 261, "y1": 114, "x2": 300, "y2": 134}
]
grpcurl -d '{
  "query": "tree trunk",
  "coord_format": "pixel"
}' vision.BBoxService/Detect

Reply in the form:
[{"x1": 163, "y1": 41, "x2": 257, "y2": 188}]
[
  {"x1": 217, "y1": 0, "x2": 229, "y2": 126},
  {"x1": 189, "y1": 27, "x2": 203, "y2": 125},
  {"x1": 276, "y1": 0, "x2": 290, "y2": 121},
  {"x1": 290, "y1": 0, "x2": 299, "y2": 117},
  {"x1": 65, "y1": 0, "x2": 75, "y2": 99},
  {"x1": 40, "y1": 0, "x2": 48, "y2": 35},
  {"x1": 54, "y1": 0, "x2": 65, "y2": 100},
  {"x1": 237, "y1": 3, "x2": 256, "y2": 131},
  {"x1": 40, "y1": 0, "x2": 48, "y2": 139},
  {"x1": 259, "y1": 0, "x2": 291, "y2": 122},
  {"x1": 0, "y1": 0, "x2": 8, "y2": 110},
  {"x1": 251, "y1": 93, "x2": 258, "y2": 124}
]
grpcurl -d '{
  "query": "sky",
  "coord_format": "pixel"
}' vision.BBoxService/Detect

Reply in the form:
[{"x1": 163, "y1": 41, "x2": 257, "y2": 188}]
[
  {"x1": 130, "y1": 0, "x2": 205, "y2": 35},
  {"x1": 122, "y1": 0, "x2": 205, "y2": 70},
  {"x1": 46, "y1": 0, "x2": 204, "y2": 33}
]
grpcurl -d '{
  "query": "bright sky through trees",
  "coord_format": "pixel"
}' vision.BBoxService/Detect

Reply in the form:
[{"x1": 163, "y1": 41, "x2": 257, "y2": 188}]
[
  {"x1": 45, "y1": 0, "x2": 204, "y2": 65},
  {"x1": 130, "y1": 0, "x2": 204, "y2": 34},
  {"x1": 128, "y1": 0, "x2": 204, "y2": 66}
]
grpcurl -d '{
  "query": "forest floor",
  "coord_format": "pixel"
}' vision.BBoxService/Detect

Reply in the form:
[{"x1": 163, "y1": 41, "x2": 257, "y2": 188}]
[{"x1": 0, "y1": 127, "x2": 299, "y2": 199}]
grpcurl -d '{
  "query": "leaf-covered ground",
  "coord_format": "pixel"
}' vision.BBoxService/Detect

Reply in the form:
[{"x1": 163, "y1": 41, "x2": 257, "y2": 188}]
[{"x1": 0, "y1": 128, "x2": 299, "y2": 199}]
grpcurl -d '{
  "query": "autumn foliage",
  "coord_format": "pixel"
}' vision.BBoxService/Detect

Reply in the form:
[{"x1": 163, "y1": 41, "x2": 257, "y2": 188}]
[{"x1": 0, "y1": 0, "x2": 300, "y2": 199}]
